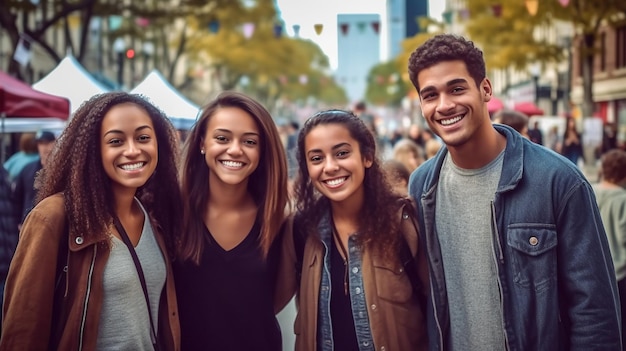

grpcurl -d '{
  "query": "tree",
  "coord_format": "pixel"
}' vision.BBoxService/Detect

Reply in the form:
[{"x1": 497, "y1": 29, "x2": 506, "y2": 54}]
[
  {"x1": 364, "y1": 61, "x2": 410, "y2": 107},
  {"x1": 185, "y1": 0, "x2": 344, "y2": 110}
]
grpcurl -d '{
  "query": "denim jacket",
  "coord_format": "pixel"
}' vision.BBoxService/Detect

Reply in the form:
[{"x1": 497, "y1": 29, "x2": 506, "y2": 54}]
[
  {"x1": 408, "y1": 124, "x2": 621, "y2": 351},
  {"x1": 274, "y1": 205, "x2": 428, "y2": 351}
]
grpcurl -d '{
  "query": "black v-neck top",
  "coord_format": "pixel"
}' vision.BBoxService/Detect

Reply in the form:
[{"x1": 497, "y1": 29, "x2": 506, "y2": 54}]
[{"x1": 174, "y1": 222, "x2": 282, "y2": 351}]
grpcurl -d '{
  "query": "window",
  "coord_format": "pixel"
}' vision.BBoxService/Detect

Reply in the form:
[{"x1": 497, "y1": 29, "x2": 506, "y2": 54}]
[{"x1": 617, "y1": 26, "x2": 626, "y2": 69}]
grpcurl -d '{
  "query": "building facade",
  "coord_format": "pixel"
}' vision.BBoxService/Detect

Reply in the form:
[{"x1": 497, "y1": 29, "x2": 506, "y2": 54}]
[{"x1": 335, "y1": 13, "x2": 382, "y2": 103}]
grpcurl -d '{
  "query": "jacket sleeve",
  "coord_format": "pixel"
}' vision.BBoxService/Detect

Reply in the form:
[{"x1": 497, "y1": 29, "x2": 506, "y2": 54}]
[
  {"x1": 273, "y1": 214, "x2": 298, "y2": 314},
  {"x1": 0, "y1": 198, "x2": 66, "y2": 351},
  {"x1": 557, "y1": 181, "x2": 622, "y2": 349}
]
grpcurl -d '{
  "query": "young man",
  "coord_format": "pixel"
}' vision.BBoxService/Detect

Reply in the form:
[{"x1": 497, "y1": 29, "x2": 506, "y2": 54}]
[{"x1": 407, "y1": 34, "x2": 621, "y2": 350}]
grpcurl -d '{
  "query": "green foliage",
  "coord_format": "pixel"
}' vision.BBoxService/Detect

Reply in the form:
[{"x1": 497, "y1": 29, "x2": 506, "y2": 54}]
[{"x1": 364, "y1": 61, "x2": 410, "y2": 107}]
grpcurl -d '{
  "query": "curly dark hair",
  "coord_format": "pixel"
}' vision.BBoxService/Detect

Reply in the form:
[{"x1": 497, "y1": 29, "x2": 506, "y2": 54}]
[
  {"x1": 178, "y1": 91, "x2": 288, "y2": 263},
  {"x1": 36, "y1": 92, "x2": 183, "y2": 257},
  {"x1": 601, "y1": 149, "x2": 626, "y2": 184},
  {"x1": 408, "y1": 34, "x2": 486, "y2": 93},
  {"x1": 293, "y1": 110, "x2": 404, "y2": 259}
]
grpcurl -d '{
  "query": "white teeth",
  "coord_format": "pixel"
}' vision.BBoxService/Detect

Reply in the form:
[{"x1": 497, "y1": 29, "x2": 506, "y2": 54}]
[
  {"x1": 326, "y1": 177, "x2": 346, "y2": 186},
  {"x1": 120, "y1": 162, "x2": 144, "y2": 171},
  {"x1": 222, "y1": 160, "x2": 244, "y2": 168},
  {"x1": 440, "y1": 115, "x2": 463, "y2": 125}
]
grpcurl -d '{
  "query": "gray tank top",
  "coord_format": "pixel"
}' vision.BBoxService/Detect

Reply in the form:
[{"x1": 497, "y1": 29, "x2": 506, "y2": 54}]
[{"x1": 96, "y1": 199, "x2": 166, "y2": 351}]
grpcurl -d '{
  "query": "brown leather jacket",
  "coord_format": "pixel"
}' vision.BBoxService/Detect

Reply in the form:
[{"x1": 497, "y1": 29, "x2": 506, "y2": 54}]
[
  {"x1": 0, "y1": 193, "x2": 180, "y2": 351},
  {"x1": 274, "y1": 201, "x2": 429, "y2": 351}
]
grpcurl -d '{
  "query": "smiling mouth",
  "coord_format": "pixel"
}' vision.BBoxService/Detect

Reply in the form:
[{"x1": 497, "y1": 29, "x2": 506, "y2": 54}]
[
  {"x1": 120, "y1": 162, "x2": 145, "y2": 171},
  {"x1": 324, "y1": 177, "x2": 347, "y2": 187},
  {"x1": 221, "y1": 160, "x2": 245, "y2": 168},
  {"x1": 439, "y1": 114, "x2": 465, "y2": 126}
]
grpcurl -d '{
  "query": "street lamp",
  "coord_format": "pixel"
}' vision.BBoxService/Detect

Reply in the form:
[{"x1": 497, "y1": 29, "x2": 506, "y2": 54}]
[
  {"x1": 113, "y1": 37, "x2": 125, "y2": 89},
  {"x1": 142, "y1": 41, "x2": 154, "y2": 77}
]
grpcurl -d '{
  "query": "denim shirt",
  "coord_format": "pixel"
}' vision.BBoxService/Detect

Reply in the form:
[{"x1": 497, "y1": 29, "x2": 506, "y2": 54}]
[
  {"x1": 408, "y1": 124, "x2": 621, "y2": 351},
  {"x1": 316, "y1": 212, "x2": 375, "y2": 351}
]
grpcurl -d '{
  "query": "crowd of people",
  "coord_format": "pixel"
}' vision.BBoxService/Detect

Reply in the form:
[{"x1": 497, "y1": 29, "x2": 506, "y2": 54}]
[{"x1": 0, "y1": 34, "x2": 623, "y2": 351}]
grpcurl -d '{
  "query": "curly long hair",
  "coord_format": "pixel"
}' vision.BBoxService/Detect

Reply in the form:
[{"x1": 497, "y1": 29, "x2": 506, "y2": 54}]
[
  {"x1": 36, "y1": 92, "x2": 182, "y2": 256},
  {"x1": 178, "y1": 91, "x2": 288, "y2": 263},
  {"x1": 408, "y1": 34, "x2": 486, "y2": 92},
  {"x1": 293, "y1": 110, "x2": 403, "y2": 259}
]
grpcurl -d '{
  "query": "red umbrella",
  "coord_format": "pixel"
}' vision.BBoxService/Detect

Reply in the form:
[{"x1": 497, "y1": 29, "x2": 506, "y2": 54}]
[
  {"x1": 513, "y1": 102, "x2": 544, "y2": 116},
  {"x1": 487, "y1": 96, "x2": 504, "y2": 113}
]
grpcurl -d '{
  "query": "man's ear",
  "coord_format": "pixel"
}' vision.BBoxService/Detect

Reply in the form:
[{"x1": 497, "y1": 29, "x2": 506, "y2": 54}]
[{"x1": 482, "y1": 78, "x2": 493, "y2": 103}]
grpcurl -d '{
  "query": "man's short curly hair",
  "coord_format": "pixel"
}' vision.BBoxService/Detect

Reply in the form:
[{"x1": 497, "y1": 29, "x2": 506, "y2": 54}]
[{"x1": 408, "y1": 34, "x2": 486, "y2": 92}]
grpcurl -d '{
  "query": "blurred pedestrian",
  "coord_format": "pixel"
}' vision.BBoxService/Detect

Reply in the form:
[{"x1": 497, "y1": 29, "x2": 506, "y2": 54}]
[
  {"x1": 353, "y1": 101, "x2": 377, "y2": 138},
  {"x1": 528, "y1": 120, "x2": 544, "y2": 145},
  {"x1": 561, "y1": 116, "x2": 584, "y2": 166},
  {"x1": 407, "y1": 33, "x2": 621, "y2": 350},
  {"x1": 493, "y1": 109, "x2": 529, "y2": 139},
  {"x1": 593, "y1": 148, "x2": 626, "y2": 347},
  {"x1": 174, "y1": 91, "x2": 290, "y2": 351},
  {"x1": 279, "y1": 109, "x2": 428, "y2": 351},
  {"x1": 0, "y1": 92, "x2": 183, "y2": 350},
  {"x1": 424, "y1": 138, "x2": 442, "y2": 160},
  {"x1": 2, "y1": 132, "x2": 38, "y2": 181},
  {"x1": 392, "y1": 138, "x2": 425, "y2": 173},
  {"x1": 11, "y1": 129, "x2": 56, "y2": 226},
  {"x1": 545, "y1": 125, "x2": 562, "y2": 153}
]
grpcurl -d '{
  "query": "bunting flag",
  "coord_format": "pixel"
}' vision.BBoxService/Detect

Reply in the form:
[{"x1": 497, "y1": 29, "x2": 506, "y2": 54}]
[
  {"x1": 491, "y1": 4, "x2": 502, "y2": 17},
  {"x1": 109, "y1": 16, "x2": 123, "y2": 31},
  {"x1": 135, "y1": 17, "x2": 149, "y2": 27},
  {"x1": 558, "y1": 0, "x2": 569, "y2": 6},
  {"x1": 460, "y1": 9, "x2": 470, "y2": 20},
  {"x1": 314, "y1": 24, "x2": 323, "y2": 35},
  {"x1": 356, "y1": 22, "x2": 367, "y2": 33},
  {"x1": 13, "y1": 37, "x2": 32, "y2": 66},
  {"x1": 525, "y1": 0, "x2": 539, "y2": 16},
  {"x1": 279, "y1": 75, "x2": 288, "y2": 85},
  {"x1": 371, "y1": 21, "x2": 380, "y2": 34},
  {"x1": 209, "y1": 20, "x2": 220, "y2": 33},
  {"x1": 340, "y1": 23, "x2": 349, "y2": 35},
  {"x1": 292, "y1": 24, "x2": 301, "y2": 37},
  {"x1": 299, "y1": 74, "x2": 308, "y2": 84},
  {"x1": 442, "y1": 11, "x2": 453, "y2": 24},
  {"x1": 243, "y1": 22, "x2": 255, "y2": 39},
  {"x1": 274, "y1": 24, "x2": 283, "y2": 38}
]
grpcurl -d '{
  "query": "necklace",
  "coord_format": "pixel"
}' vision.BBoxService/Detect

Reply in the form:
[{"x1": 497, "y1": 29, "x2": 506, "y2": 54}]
[{"x1": 331, "y1": 220, "x2": 349, "y2": 295}]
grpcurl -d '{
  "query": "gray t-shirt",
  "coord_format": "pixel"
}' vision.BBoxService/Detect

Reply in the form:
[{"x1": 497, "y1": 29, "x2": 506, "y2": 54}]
[
  {"x1": 436, "y1": 151, "x2": 506, "y2": 350},
  {"x1": 96, "y1": 199, "x2": 166, "y2": 351}
]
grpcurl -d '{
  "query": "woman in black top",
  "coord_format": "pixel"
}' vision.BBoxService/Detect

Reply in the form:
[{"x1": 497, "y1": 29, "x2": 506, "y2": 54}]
[{"x1": 174, "y1": 91, "x2": 290, "y2": 350}]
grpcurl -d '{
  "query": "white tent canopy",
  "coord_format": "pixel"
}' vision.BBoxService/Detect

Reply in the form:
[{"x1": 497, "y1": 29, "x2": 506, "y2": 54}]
[
  {"x1": 130, "y1": 70, "x2": 200, "y2": 130},
  {"x1": 33, "y1": 54, "x2": 110, "y2": 113}
]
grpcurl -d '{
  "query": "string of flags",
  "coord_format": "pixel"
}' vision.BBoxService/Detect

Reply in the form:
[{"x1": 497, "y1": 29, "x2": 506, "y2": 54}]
[
  {"x1": 206, "y1": 21, "x2": 381, "y2": 38},
  {"x1": 442, "y1": 0, "x2": 571, "y2": 24}
]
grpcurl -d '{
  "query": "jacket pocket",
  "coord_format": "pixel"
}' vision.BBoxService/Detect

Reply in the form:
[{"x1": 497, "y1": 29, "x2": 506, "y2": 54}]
[
  {"x1": 507, "y1": 224, "x2": 557, "y2": 292},
  {"x1": 373, "y1": 259, "x2": 413, "y2": 303}
]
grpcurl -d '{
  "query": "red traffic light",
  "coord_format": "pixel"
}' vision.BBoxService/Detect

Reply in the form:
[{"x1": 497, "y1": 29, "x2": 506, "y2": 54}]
[{"x1": 126, "y1": 49, "x2": 135, "y2": 59}]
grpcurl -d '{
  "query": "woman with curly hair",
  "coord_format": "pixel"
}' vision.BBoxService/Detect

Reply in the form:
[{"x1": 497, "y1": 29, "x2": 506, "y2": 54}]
[
  {"x1": 174, "y1": 91, "x2": 289, "y2": 351},
  {"x1": 0, "y1": 92, "x2": 183, "y2": 351},
  {"x1": 278, "y1": 109, "x2": 428, "y2": 351}
]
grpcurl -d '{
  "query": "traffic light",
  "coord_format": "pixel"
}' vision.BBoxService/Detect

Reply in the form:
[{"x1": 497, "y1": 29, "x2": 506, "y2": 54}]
[{"x1": 126, "y1": 49, "x2": 135, "y2": 59}]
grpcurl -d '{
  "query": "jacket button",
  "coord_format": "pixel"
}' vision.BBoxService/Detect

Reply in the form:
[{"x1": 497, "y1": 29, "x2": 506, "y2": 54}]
[
  {"x1": 75, "y1": 236, "x2": 84, "y2": 245},
  {"x1": 381, "y1": 347, "x2": 386, "y2": 351},
  {"x1": 371, "y1": 304, "x2": 377, "y2": 310},
  {"x1": 529, "y1": 236, "x2": 539, "y2": 246}
]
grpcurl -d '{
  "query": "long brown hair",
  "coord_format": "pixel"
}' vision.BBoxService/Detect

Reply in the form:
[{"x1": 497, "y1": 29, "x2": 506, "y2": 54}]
[
  {"x1": 177, "y1": 91, "x2": 289, "y2": 264},
  {"x1": 36, "y1": 92, "x2": 183, "y2": 255}
]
